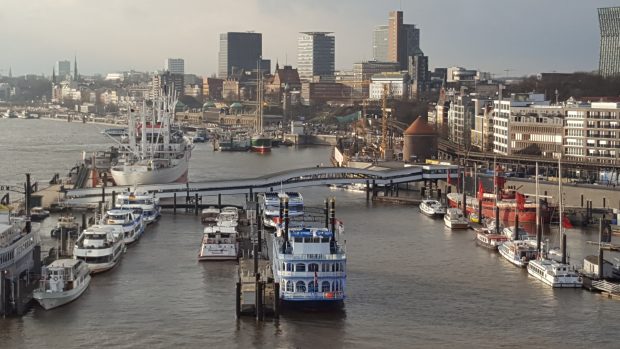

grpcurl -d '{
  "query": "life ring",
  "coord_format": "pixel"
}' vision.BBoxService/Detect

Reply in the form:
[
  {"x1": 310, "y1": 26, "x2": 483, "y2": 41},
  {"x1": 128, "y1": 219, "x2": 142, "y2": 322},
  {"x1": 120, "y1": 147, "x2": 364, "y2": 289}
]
[{"x1": 53, "y1": 276, "x2": 59, "y2": 281}]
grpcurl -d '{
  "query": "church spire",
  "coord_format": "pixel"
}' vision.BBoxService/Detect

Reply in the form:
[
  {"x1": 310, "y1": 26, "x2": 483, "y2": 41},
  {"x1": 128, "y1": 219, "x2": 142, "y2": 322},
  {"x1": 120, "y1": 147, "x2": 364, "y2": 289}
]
[
  {"x1": 73, "y1": 54, "x2": 78, "y2": 81},
  {"x1": 275, "y1": 59, "x2": 279, "y2": 72}
]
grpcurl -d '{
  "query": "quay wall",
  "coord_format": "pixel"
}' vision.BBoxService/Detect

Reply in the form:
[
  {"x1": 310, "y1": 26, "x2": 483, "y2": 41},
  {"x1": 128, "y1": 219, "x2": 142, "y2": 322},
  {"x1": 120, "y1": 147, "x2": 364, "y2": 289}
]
[{"x1": 284, "y1": 134, "x2": 340, "y2": 146}]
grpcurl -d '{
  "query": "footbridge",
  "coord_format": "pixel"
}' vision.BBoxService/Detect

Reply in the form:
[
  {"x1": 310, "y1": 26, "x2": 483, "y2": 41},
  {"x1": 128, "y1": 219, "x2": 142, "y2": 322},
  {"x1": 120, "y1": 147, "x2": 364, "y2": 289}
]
[{"x1": 63, "y1": 164, "x2": 457, "y2": 205}]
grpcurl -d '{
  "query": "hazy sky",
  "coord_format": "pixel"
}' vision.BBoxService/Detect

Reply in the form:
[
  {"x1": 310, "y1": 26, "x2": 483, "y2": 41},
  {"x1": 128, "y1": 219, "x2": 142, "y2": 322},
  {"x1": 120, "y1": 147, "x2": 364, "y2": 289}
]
[{"x1": 2, "y1": 0, "x2": 619, "y2": 77}]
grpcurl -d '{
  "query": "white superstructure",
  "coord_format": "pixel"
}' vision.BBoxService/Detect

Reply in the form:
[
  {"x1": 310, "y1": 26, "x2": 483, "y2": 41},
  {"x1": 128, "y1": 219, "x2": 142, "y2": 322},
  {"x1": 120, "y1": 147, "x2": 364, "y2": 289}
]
[
  {"x1": 73, "y1": 225, "x2": 125, "y2": 274},
  {"x1": 198, "y1": 226, "x2": 238, "y2": 261},
  {"x1": 100, "y1": 209, "x2": 144, "y2": 245},
  {"x1": 115, "y1": 190, "x2": 161, "y2": 225},
  {"x1": 419, "y1": 199, "x2": 446, "y2": 217},
  {"x1": 33, "y1": 259, "x2": 91, "y2": 310},
  {"x1": 527, "y1": 258, "x2": 582, "y2": 288},
  {"x1": 443, "y1": 208, "x2": 469, "y2": 229}
]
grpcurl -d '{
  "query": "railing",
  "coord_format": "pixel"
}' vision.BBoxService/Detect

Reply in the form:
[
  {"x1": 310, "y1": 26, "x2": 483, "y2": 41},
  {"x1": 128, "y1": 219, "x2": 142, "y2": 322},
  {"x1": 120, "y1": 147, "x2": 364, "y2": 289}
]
[
  {"x1": 592, "y1": 280, "x2": 620, "y2": 294},
  {"x1": 276, "y1": 253, "x2": 346, "y2": 261},
  {"x1": 282, "y1": 291, "x2": 344, "y2": 300},
  {"x1": 277, "y1": 271, "x2": 346, "y2": 278}
]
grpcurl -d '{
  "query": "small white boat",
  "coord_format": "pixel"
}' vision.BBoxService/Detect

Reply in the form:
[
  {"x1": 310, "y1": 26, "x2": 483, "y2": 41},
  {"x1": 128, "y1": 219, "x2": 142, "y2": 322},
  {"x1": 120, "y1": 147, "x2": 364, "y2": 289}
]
[
  {"x1": 33, "y1": 259, "x2": 91, "y2": 310},
  {"x1": 198, "y1": 226, "x2": 239, "y2": 261},
  {"x1": 201, "y1": 207, "x2": 220, "y2": 225},
  {"x1": 30, "y1": 207, "x2": 50, "y2": 222},
  {"x1": 419, "y1": 199, "x2": 446, "y2": 218},
  {"x1": 498, "y1": 240, "x2": 538, "y2": 268},
  {"x1": 527, "y1": 258, "x2": 583, "y2": 288},
  {"x1": 73, "y1": 225, "x2": 125, "y2": 274},
  {"x1": 216, "y1": 211, "x2": 238, "y2": 228},
  {"x1": 444, "y1": 208, "x2": 469, "y2": 229},
  {"x1": 476, "y1": 232, "x2": 510, "y2": 250}
]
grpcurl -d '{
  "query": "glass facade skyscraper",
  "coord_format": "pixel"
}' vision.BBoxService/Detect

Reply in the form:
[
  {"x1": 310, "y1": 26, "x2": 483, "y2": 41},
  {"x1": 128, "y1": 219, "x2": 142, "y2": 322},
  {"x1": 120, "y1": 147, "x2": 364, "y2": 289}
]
[
  {"x1": 372, "y1": 25, "x2": 389, "y2": 62},
  {"x1": 218, "y1": 32, "x2": 263, "y2": 78},
  {"x1": 599, "y1": 7, "x2": 620, "y2": 77},
  {"x1": 297, "y1": 32, "x2": 335, "y2": 81}
]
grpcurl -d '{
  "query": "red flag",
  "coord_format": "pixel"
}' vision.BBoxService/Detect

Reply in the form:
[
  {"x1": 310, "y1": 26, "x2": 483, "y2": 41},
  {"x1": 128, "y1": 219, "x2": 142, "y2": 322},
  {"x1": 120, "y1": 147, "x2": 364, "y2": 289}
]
[
  {"x1": 562, "y1": 215, "x2": 573, "y2": 229},
  {"x1": 515, "y1": 192, "x2": 526, "y2": 211},
  {"x1": 447, "y1": 170, "x2": 451, "y2": 185},
  {"x1": 477, "y1": 179, "x2": 484, "y2": 200}
]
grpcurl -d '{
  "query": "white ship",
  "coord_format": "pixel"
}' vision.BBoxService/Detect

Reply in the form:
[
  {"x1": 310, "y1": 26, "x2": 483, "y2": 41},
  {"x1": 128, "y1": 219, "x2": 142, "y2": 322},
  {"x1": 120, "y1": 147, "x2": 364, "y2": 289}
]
[
  {"x1": 73, "y1": 225, "x2": 125, "y2": 274},
  {"x1": 115, "y1": 190, "x2": 161, "y2": 225},
  {"x1": 109, "y1": 93, "x2": 193, "y2": 186},
  {"x1": 527, "y1": 258, "x2": 582, "y2": 288},
  {"x1": 33, "y1": 259, "x2": 91, "y2": 310},
  {"x1": 443, "y1": 208, "x2": 469, "y2": 229},
  {"x1": 198, "y1": 225, "x2": 239, "y2": 261}
]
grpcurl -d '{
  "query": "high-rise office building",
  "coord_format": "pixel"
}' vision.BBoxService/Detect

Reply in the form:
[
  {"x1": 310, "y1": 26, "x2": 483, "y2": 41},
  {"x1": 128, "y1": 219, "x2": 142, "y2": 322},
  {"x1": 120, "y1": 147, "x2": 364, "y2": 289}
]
[
  {"x1": 218, "y1": 32, "x2": 269, "y2": 78},
  {"x1": 387, "y1": 11, "x2": 421, "y2": 70},
  {"x1": 599, "y1": 7, "x2": 620, "y2": 77},
  {"x1": 297, "y1": 32, "x2": 335, "y2": 81},
  {"x1": 165, "y1": 58, "x2": 185, "y2": 75},
  {"x1": 55, "y1": 60, "x2": 71, "y2": 80},
  {"x1": 372, "y1": 25, "x2": 389, "y2": 61}
]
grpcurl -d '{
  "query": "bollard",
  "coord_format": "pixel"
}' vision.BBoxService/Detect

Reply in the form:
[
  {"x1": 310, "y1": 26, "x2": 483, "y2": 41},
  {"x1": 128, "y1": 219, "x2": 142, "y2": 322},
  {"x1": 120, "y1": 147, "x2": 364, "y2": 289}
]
[{"x1": 173, "y1": 193, "x2": 177, "y2": 215}]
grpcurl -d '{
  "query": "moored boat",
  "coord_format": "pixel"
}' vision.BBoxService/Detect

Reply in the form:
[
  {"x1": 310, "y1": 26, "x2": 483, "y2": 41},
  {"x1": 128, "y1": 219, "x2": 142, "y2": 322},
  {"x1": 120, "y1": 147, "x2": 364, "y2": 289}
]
[
  {"x1": 100, "y1": 208, "x2": 144, "y2": 245},
  {"x1": 419, "y1": 199, "x2": 446, "y2": 218},
  {"x1": 527, "y1": 258, "x2": 583, "y2": 288},
  {"x1": 33, "y1": 259, "x2": 91, "y2": 310},
  {"x1": 476, "y1": 232, "x2": 510, "y2": 250},
  {"x1": 444, "y1": 208, "x2": 469, "y2": 229},
  {"x1": 498, "y1": 240, "x2": 538, "y2": 267},
  {"x1": 115, "y1": 190, "x2": 161, "y2": 225},
  {"x1": 50, "y1": 215, "x2": 80, "y2": 238},
  {"x1": 201, "y1": 207, "x2": 220, "y2": 225},
  {"x1": 73, "y1": 225, "x2": 125, "y2": 274},
  {"x1": 30, "y1": 207, "x2": 50, "y2": 222},
  {"x1": 198, "y1": 225, "x2": 239, "y2": 261}
]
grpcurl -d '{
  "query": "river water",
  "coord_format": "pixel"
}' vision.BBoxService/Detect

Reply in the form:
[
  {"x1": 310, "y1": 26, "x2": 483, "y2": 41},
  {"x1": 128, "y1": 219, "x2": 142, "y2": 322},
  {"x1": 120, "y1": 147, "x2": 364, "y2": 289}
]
[{"x1": 1, "y1": 118, "x2": 620, "y2": 348}]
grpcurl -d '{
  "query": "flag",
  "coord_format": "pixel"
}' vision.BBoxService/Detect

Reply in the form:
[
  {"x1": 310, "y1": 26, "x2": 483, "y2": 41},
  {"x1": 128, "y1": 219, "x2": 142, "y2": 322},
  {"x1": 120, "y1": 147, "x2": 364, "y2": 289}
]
[
  {"x1": 562, "y1": 215, "x2": 573, "y2": 229},
  {"x1": 314, "y1": 271, "x2": 318, "y2": 289},
  {"x1": 515, "y1": 192, "x2": 526, "y2": 211},
  {"x1": 447, "y1": 170, "x2": 451, "y2": 185},
  {"x1": 477, "y1": 179, "x2": 484, "y2": 200}
]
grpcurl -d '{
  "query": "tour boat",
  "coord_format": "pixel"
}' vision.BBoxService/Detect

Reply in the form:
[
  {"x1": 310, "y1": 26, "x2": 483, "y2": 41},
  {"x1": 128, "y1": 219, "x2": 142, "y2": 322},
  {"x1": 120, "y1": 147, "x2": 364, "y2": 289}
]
[
  {"x1": 251, "y1": 134, "x2": 272, "y2": 153},
  {"x1": 444, "y1": 208, "x2": 469, "y2": 229},
  {"x1": 419, "y1": 199, "x2": 446, "y2": 218},
  {"x1": 73, "y1": 225, "x2": 125, "y2": 274},
  {"x1": 498, "y1": 240, "x2": 538, "y2": 267},
  {"x1": 101, "y1": 209, "x2": 144, "y2": 245},
  {"x1": 30, "y1": 207, "x2": 50, "y2": 222},
  {"x1": 33, "y1": 259, "x2": 91, "y2": 310},
  {"x1": 476, "y1": 232, "x2": 510, "y2": 250},
  {"x1": 197, "y1": 225, "x2": 239, "y2": 261},
  {"x1": 201, "y1": 207, "x2": 220, "y2": 225},
  {"x1": 115, "y1": 190, "x2": 161, "y2": 225},
  {"x1": 527, "y1": 258, "x2": 583, "y2": 288},
  {"x1": 50, "y1": 215, "x2": 80, "y2": 238},
  {"x1": 259, "y1": 192, "x2": 304, "y2": 228},
  {"x1": 272, "y1": 227, "x2": 346, "y2": 306},
  {"x1": 109, "y1": 94, "x2": 193, "y2": 185}
]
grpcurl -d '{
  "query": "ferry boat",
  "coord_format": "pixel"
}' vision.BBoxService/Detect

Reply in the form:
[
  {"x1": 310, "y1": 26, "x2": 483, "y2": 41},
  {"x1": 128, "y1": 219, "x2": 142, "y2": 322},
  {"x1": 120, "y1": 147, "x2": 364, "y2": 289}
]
[
  {"x1": 271, "y1": 227, "x2": 346, "y2": 306},
  {"x1": 527, "y1": 258, "x2": 582, "y2": 288},
  {"x1": 50, "y1": 215, "x2": 80, "y2": 238},
  {"x1": 259, "y1": 192, "x2": 304, "y2": 228},
  {"x1": 109, "y1": 94, "x2": 193, "y2": 185},
  {"x1": 0, "y1": 210, "x2": 41, "y2": 316},
  {"x1": 419, "y1": 199, "x2": 446, "y2": 218},
  {"x1": 115, "y1": 190, "x2": 161, "y2": 225},
  {"x1": 498, "y1": 240, "x2": 538, "y2": 267},
  {"x1": 201, "y1": 207, "x2": 220, "y2": 225},
  {"x1": 33, "y1": 259, "x2": 91, "y2": 310},
  {"x1": 197, "y1": 225, "x2": 239, "y2": 261},
  {"x1": 73, "y1": 225, "x2": 125, "y2": 274},
  {"x1": 444, "y1": 208, "x2": 469, "y2": 229},
  {"x1": 475, "y1": 232, "x2": 510, "y2": 250},
  {"x1": 251, "y1": 134, "x2": 272, "y2": 153},
  {"x1": 30, "y1": 207, "x2": 50, "y2": 222},
  {"x1": 100, "y1": 209, "x2": 144, "y2": 245}
]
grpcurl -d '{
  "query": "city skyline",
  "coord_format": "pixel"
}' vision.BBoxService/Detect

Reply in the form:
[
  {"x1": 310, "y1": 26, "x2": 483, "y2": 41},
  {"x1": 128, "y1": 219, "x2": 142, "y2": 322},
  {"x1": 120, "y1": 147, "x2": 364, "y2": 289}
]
[{"x1": 2, "y1": 0, "x2": 619, "y2": 77}]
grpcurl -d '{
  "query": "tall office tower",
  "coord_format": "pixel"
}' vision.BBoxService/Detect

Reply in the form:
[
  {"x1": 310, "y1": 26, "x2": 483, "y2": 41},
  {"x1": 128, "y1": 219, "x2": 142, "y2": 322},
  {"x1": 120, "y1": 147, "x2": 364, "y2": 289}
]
[
  {"x1": 297, "y1": 32, "x2": 335, "y2": 81},
  {"x1": 372, "y1": 25, "x2": 389, "y2": 61},
  {"x1": 387, "y1": 11, "x2": 421, "y2": 70},
  {"x1": 599, "y1": 7, "x2": 620, "y2": 77},
  {"x1": 218, "y1": 32, "x2": 268, "y2": 78},
  {"x1": 55, "y1": 60, "x2": 71, "y2": 80},
  {"x1": 165, "y1": 58, "x2": 185, "y2": 75}
]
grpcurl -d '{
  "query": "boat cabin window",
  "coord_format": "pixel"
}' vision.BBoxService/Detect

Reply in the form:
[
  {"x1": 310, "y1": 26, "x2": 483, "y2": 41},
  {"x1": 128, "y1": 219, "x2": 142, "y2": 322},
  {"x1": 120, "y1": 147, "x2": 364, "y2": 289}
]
[
  {"x1": 286, "y1": 281, "x2": 294, "y2": 292},
  {"x1": 295, "y1": 263, "x2": 306, "y2": 272},
  {"x1": 308, "y1": 263, "x2": 319, "y2": 272},
  {"x1": 295, "y1": 281, "x2": 306, "y2": 293},
  {"x1": 294, "y1": 237, "x2": 303, "y2": 243},
  {"x1": 286, "y1": 263, "x2": 293, "y2": 271},
  {"x1": 308, "y1": 281, "x2": 318, "y2": 292},
  {"x1": 322, "y1": 281, "x2": 331, "y2": 292},
  {"x1": 321, "y1": 263, "x2": 330, "y2": 272}
]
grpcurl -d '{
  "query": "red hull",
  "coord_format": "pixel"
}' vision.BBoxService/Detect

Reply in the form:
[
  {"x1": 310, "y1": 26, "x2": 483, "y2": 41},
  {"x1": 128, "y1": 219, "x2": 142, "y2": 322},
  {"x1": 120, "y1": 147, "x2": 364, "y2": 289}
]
[
  {"x1": 448, "y1": 197, "x2": 551, "y2": 224},
  {"x1": 251, "y1": 147, "x2": 271, "y2": 153}
]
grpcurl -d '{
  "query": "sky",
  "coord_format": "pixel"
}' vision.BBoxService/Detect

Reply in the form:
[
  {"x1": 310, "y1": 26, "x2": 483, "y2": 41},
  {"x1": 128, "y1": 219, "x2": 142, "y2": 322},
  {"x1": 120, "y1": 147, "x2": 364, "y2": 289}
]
[{"x1": 1, "y1": 0, "x2": 619, "y2": 77}]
